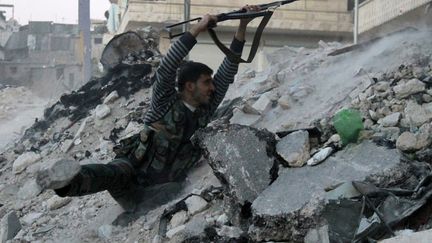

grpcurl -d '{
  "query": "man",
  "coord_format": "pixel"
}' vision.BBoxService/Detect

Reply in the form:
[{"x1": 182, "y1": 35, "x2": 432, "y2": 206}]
[{"x1": 37, "y1": 5, "x2": 258, "y2": 212}]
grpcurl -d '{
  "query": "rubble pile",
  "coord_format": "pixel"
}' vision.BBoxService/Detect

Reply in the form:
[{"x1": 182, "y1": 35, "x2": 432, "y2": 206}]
[{"x1": 0, "y1": 28, "x2": 432, "y2": 243}]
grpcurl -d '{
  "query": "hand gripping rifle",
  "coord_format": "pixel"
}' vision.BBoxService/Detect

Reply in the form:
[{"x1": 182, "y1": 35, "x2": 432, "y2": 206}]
[{"x1": 165, "y1": 0, "x2": 299, "y2": 63}]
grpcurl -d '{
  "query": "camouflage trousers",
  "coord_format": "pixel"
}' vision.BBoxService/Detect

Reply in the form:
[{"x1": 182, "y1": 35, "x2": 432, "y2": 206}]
[{"x1": 55, "y1": 158, "x2": 141, "y2": 211}]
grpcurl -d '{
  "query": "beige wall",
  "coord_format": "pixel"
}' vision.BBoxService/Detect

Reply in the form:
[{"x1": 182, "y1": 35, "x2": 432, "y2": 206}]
[
  {"x1": 119, "y1": 0, "x2": 353, "y2": 35},
  {"x1": 358, "y1": 0, "x2": 432, "y2": 34}
]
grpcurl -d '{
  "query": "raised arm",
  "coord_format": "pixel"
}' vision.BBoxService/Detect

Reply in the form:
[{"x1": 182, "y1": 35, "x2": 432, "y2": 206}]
[
  {"x1": 144, "y1": 15, "x2": 216, "y2": 124},
  {"x1": 208, "y1": 5, "x2": 258, "y2": 114}
]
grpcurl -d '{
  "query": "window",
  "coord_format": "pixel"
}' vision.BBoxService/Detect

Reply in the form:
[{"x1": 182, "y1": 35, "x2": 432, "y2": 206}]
[{"x1": 56, "y1": 68, "x2": 64, "y2": 80}]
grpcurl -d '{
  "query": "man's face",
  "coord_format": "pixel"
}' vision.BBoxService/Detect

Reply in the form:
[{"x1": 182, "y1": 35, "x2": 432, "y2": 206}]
[{"x1": 191, "y1": 74, "x2": 215, "y2": 105}]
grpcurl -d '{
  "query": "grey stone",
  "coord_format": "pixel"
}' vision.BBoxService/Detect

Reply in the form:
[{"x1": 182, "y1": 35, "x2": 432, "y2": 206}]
[
  {"x1": 95, "y1": 104, "x2": 111, "y2": 119},
  {"x1": 380, "y1": 228, "x2": 432, "y2": 243},
  {"x1": 277, "y1": 95, "x2": 291, "y2": 110},
  {"x1": 36, "y1": 159, "x2": 81, "y2": 190},
  {"x1": 18, "y1": 179, "x2": 42, "y2": 200},
  {"x1": 185, "y1": 196, "x2": 208, "y2": 215},
  {"x1": 276, "y1": 130, "x2": 310, "y2": 167},
  {"x1": 12, "y1": 152, "x2": 42, "y2": 174},
  {"x1": 307, "y1": 147, "x2": 334, "y2": 166},
  {"x1": 166, "y1": 225, "x2": 186, "y2": 239},
  {"x1": 229, "y1": 108, "x2": 261, "y2": 126},
  {"x1": 217, "y1": 226, "x2": 243, "y2": 239},
  {"x1": 97, "y1": 224, "x2": 112, "y2": 240},
  {"x1": 304, "y1": 225, "x2": 330, "y2": 243},
  {"x1": 404, "y1": 100, "x2": 432, "y2": 127},
  {"x1": 249, "y1": 140, "x2": 401, "y2": 242},
  {"x1": 378, "y1": 112, "x2": 401, "y2": 127},
  {"x1": 0, "y1": 211, "x2": 22, "y2": 242},
  {"x1": 21, "y1": 212, "x2": 43, "y2": 225},
  {"x1": 169, "y1": 210, "x2": 188, "y2": 229},
  {"x1": 47, "y1": 196, "x2": 72, "y2": 210},
  {"x1": 374, "y1": 82, "x2": 390, "y2": 92},
  {"x1": 103, "y1": 91, "x2": 119, "y2": 104},
  {"x1": 213, "y1": 214, "x2": 227, "y2": 227},
  {"x1": 415, "y1": 123, "x2": 432, "y2": 150},
  {"x1": 396, "y1": 132, "x2": 417, "y2": 151},
  {"x1": 380, "y1": 127, "x2": 401, "y2": 142},
  {"x1": 194, "y1": 124, "x2": 276, "y2": 206},
  {"x1": 393, "y1": 78, "x2": 425, "y2": 98},
  {"x1": 252, "y1": 94, "x2": 272, "y2": 114}
]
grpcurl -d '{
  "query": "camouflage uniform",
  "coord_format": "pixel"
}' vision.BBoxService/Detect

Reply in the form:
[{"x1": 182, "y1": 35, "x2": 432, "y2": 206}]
[
  {"x1": 55, "y1": 31, "x2": 243, "y2": 211},
  {"x1": 55, "y1": 96, "x2": 211, "y2": 209}
]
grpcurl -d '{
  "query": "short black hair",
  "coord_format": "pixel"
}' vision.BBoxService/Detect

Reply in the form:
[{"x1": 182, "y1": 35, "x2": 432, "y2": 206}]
[{"x1": 177, "y1": 61, "x2": 213, "y2": 92}]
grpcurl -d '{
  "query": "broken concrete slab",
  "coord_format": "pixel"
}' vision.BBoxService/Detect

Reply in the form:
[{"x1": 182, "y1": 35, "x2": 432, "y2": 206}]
[
  {"x1": 194, "y1": 124, "x2": 277, "y2": 219},
  {"x1": 195, "y1": 124, "x2": 276, "y2": 204},
  {"x1": 276, "y1": 130, "x2": 310, "y2": 167},
  {"x1": 229, "y1": 108, "x2": 261, "y2": 126},
  {"x1": 380, "y1": 228, "x2": 432, "y2": 243},
  {"x1": 0, "y1": 211, "x2": 21, "y2": 242},
  {"x1": 249, "y1": 140, "x2": 402, "y2": 242}
]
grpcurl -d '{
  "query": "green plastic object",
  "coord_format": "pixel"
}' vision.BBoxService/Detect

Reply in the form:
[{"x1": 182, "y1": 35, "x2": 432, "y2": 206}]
[{"x1": 333, "y1": 108, "x2": 364, "y2": 145}]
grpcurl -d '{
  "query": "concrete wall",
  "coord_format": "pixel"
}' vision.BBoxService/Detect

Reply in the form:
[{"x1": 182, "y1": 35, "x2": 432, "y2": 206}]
[
  {"x1": 119, "y1": 0, "x2": 353, "y2": 35},
  {"x1": 358, "y1": 0, "x2": 432, "y2": 34}
]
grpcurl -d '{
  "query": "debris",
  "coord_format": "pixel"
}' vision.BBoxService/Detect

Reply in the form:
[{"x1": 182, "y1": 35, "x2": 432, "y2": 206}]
[
  {"x1": 276, "y1": 130, "x2": 310, "y2": 167},
  {"x1": 46, "y1": 196, "x2": 72, "y2": 210},
  {"x1": 98, "y1": 224, "x2": 113, "y2": 240},
  {"x1": 0, "y1": 211, "x2": 22, "y2": 242},
  {"x1": 169, "y1": 210, "x2": 188, "y2": 229},
  {"x1": 252, "y1": 94, "x2": 272, "y2": 114},
  {"x1": 307, "y1": 147, "x2": 334, "y2": 166},
  {"x1": 21, "y1": 212, "x2": 43, "y2": 226},
  {"x1": 17, "y1": 179, "x2": 42, "y2": 200},
  {"x1": 12, "y1": 152, "x2": 42, "y2": 174},
  {"x1": 249, "y1": 141, "x2": 402, "y2": 242},
  {"x1": 381, "y1": 228, "x2": 432, "y2": 243},
  {"x1": 166, "y1": 225, "x2": 186, "y2": 239},
  {"x1": 393, "y1": 78, "x2": 426, "y2": 98},
  {"x1": 185, "y1": 196, "x2": 208, "y2": 215},
  {"x1": 194, "y1": 124, "x2": 277, "y2": 221},
  {"x1": 103, "y1": 91, "x2": 120, "y2": 104},
  {"x1": 95, "y1": 104, "x2": 111, "y2": 120}
]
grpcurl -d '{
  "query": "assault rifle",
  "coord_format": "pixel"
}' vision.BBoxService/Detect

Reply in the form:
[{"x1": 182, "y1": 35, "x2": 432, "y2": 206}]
[{"x1": 165, "y1": 0, "x2": 299, "y2": 63}]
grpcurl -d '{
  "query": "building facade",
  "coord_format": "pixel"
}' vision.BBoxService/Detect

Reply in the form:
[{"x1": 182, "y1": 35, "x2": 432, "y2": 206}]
[
  {"x1": 108, "y1": 0, "x2": 431, "y2": 70},
  {"x1": 1, "y1": 22, "x2": 83, "y2": 96}
]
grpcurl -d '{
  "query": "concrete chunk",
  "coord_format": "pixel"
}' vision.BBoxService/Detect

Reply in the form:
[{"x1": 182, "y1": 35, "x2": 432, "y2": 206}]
[
  {"x1": 194, "y1": 124, "x2": 276, "y2": 206},
  {"x1": 0, "y1": 211, "x2": 22, "y2": 242},
  {"x1": 380, "y1": 228, "x2": 432, "y2": 243},
  {"x1": 393, "y1": 78, "x2": 425, "y2": 98},
  {"x1": 249, "y1": 140, "x2": 401, "y2": 242},
  {"x1": 276, "y1": 130, "x2": 310, "y2": 167},
  {"x1": 12, "y1": 152, "x2": 42, "y2": 174}
]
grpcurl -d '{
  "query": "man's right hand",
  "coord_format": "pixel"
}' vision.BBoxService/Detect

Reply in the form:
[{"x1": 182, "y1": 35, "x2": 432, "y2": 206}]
[{"x1": 189, "y1": 14, "x2": 218, "y2": 37}]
